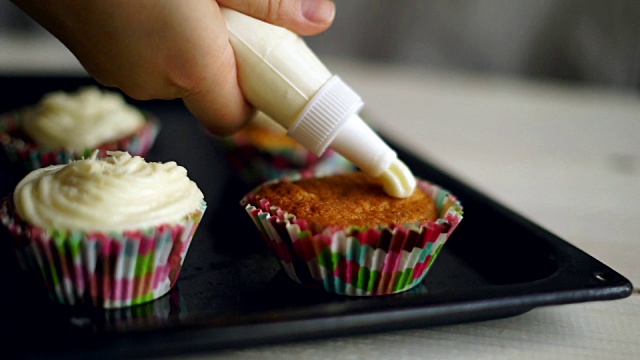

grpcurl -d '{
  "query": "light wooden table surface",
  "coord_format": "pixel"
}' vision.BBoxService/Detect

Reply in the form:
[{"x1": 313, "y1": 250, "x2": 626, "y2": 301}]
[{"x1": 1, "y1": 40, "x2": 638, "y2": 359}]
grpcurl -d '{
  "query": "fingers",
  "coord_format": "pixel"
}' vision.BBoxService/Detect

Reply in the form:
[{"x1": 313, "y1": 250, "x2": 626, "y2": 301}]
[
  {"x1": 217, "y1": 0, "x2": 335, "y2": 36},
  {"x1": 181, "y1": 62, "x2": 256, "y2": 137},
  {"x1": 178, "y1": 4, "x2": 255, "y2": 136}
]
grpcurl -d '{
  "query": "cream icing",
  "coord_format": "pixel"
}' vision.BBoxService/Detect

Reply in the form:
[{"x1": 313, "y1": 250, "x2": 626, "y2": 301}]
[
  {"x1": 13, "y1": 151, "x2": 204, "y2": 232},
  {"x1": 21, "y1": 86, "x2": 146, "y2": 150},
  {"x1": 376, "y1": 159, "x2": 417, "y2": 199}
]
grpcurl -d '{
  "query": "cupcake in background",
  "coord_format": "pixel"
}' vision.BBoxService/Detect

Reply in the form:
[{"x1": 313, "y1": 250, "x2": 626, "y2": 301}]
[
  {"x1": 220, "y1": 111, "x2": 354, "y2": 184},
  {"x1": 242, "y1": 171, "x2": 463, "y2": 296},
  {"x1": 0, "y1": 86, "x2": 160, "y2": 172},
  {"x1": 0, "y1": 151, "x2": 206, "y2": 308}
]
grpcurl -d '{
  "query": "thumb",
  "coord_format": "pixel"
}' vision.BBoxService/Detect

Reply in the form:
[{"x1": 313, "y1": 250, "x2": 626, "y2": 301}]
[{"x1": 216, "y1": 0, "x2": 335, "y2": 36}]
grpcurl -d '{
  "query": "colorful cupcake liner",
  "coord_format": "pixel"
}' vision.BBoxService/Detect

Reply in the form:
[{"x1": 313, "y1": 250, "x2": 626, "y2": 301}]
[
  {"x1": 242, "y1": 176, "x2": 463, "y2": 296},
  {"x1": 221, "y1": 133, "x2": 355, "y2": 184},
  {"x1": 0, "y1": 196, "x2": 205, "y2": 309},
  {"x1": 0, "y1": 110, "x2": 161, "y2": 172}
]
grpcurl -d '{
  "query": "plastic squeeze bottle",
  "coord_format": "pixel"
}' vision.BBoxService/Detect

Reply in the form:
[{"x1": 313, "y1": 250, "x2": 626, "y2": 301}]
[{"x1": 221, "y1": 8, "x2": 416, "y2": 198}]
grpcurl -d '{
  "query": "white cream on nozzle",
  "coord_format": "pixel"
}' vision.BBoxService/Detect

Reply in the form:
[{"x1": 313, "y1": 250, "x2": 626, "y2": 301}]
[{"x1": 221, "y1": 8, "x2": 416, "y2": 198}]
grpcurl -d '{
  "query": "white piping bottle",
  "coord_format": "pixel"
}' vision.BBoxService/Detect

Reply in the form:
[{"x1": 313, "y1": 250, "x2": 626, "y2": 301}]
[{"x1": 221, "y1": 8, "x2": 416, "y2": 198}]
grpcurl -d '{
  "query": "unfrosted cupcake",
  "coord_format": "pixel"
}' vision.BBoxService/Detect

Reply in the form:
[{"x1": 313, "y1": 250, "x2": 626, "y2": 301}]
[
  {"x1": 241, "y1": 171, "x2": 463, "y2": 296},
  {"x1": 0, "y1": 151, "x2": 206, "y2": 308},
  {"x1": 221, "y1": 111, "x2": 354, "y2": 184},
  {"x1": 0, "y1": 86, "x2": 160, "y2": 171}
]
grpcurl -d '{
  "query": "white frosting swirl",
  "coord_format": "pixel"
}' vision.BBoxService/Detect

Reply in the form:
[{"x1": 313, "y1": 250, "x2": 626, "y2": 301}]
[
  {"x1": 21, "y1": 86, "x2": 145, "y2": 150},
  {"x1": 13, "y1": 151, "x2": 204, "y2": 232}
]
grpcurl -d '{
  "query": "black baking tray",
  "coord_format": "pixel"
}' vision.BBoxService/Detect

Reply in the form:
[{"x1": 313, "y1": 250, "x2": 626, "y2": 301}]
[{"x1": 0, "y1": 76, "x2": 633, "y2": 359}]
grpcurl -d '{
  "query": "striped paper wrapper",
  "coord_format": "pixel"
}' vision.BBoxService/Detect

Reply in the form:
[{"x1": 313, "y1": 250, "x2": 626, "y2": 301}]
[
  {"x1": 0, "y1": 196, "x2": 205, "y2": 309},
  {"x1": 242, "y1": 177, "x2": 463, "y2": 296},
  {"x1": 0, "y1": 111, "x2": 161, "y2": 172}
]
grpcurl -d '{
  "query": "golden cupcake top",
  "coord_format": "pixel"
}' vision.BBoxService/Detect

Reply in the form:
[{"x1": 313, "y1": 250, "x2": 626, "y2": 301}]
[
  {"x1": 13, "y1": 151, "x2": 204, "y2": 232},
  {"x1": 251, "y1": 171, "x2": 437, "y2": 227},
  {"x1": 21, "y1": 86, "x2": 146, "y2": 150}
]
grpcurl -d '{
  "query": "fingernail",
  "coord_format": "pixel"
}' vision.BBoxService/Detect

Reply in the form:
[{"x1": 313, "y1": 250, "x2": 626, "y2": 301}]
[{"x1": 301, "y1": 0, "x2": 335, "y2": 25}]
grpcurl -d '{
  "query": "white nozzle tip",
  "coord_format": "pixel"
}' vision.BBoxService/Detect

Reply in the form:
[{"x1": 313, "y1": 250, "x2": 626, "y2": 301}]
[
  {"x1": 376, "y1": 158, "x2": 417, "y2": 198},
  {"x1": 329, "y1": 114, "x2": 396, "y2": 177}
]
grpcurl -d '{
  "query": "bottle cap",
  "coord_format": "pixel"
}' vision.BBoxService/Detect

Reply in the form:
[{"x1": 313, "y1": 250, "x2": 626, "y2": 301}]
[
  {"x1": 287, "y1": 75, "x2": 397, "y2": 177},
  {"x1": 287, "y1": 75, "x2": 364, "y2": 155}
]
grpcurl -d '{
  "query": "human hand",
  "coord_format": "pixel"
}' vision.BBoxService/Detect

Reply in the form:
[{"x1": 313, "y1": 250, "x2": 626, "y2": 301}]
[{"x1": 11, "y1": 0, "x2": 336, "y2": 136}]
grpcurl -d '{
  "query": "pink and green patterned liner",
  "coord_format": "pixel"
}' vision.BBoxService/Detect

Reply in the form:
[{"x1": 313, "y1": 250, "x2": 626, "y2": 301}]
[
  {"x1": 242, "y1": 177, "x2": 463, "y2": 296},
  {"x1": 0, "y1": 110, "x2": 160, "y2": 172},
  {"x1": 0, "y1": 196, "x2": 205, "y2": 309},
  {"x1": 221, "y1": 133, "x2": 355, "y2": 184}
]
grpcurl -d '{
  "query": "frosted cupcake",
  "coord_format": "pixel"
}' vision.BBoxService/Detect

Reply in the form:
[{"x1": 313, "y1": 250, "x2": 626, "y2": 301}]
[
  {"x1": 0, "y1": 151, "x2": 206, "y2": 308},
  {"x1": 0, "y1": 86, "x2": 160, "y2": 171},
  {"x1": 242, "y1": 171, "x2": 463, "y2": 296},
  {"x1": 221, "y1": 111, "x2": 354, "y2": 184}
]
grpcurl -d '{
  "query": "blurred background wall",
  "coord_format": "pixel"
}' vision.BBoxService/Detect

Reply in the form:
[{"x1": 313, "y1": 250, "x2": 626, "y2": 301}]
[{"x1": 1, "y1": 0, "x2": 639, "y2": 90}]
